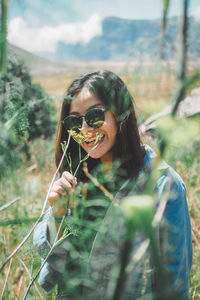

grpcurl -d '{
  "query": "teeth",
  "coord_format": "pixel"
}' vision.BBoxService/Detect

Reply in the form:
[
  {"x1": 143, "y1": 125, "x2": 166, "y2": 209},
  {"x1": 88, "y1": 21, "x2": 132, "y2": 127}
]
[
  {"x1": 86, "y1": 139, "x2": 96, "y2": 144},
  {"x1": 85, "y1": 134, "x2": 104, "y2": 143}
]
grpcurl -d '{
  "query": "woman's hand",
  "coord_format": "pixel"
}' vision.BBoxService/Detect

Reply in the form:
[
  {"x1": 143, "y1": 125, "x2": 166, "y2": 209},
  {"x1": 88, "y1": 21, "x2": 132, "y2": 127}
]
[{"x1": 48, "y1": 171, "x2": 77, "y2": 217}]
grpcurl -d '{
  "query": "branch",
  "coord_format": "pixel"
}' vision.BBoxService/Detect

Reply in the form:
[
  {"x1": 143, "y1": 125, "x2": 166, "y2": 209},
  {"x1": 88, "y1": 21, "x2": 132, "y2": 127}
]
[
  {"x1": 172, "y1": 0, "x2": 189, "y2": 115},
  {"x1": 18, "y1": 256, "x2": 44, "y2": 300},
  {"x1": 160, "y1": 0, "x2": 170, "y2": 59},
  {"x1": 0, "y1": 0, "x2": 7, "y2": 75},
  {"x1": 0, "y1": 135, "x2": 71, "y2": 273},
  {"x1": 0, "y1": 197, "x2": 20, "y2": 212},
  {"x1": 0, "y1": 258, "x2": 12, "y2": 300},
  {"x1": 0, "y1": 217, "x2": 39, "y2": 226},
  {"x1": 22, "y1": 227, "x2": 72, "y2": 299},
  {"x1": 82, "y1": 162, "x2": 114, "y2": 201}
]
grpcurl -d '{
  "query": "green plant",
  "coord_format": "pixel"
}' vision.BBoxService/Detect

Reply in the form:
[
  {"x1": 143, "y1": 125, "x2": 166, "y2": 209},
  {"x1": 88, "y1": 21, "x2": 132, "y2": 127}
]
[
  {"x1": 0, "y1": 0, "x2": 7, "y2": 75},
  {"x1": 0, "y1": 58, "x2": 56, "y2": 176}
]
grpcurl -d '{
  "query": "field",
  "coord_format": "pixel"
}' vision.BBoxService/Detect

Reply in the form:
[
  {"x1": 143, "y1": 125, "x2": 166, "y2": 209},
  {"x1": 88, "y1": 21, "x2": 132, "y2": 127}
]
[{"x1": 0, "y1": 61, "x2": 200, "y2": 299}]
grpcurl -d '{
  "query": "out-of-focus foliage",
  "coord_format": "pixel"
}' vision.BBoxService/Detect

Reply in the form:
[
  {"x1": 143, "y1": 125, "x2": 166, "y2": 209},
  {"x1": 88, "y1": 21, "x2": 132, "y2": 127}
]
[
  {"x1": 156, "y1": 116, "x2": 200, "y2": 160},
  {"x1": 0, "y1": 58, "x2": 56, "y2": 176},
  {"x1": 121, "y1": 195, "x2": 154, "y2": 235},
  {"x1": 161, "y1": 0, "x2": 170, "y2": 59},
  {"x1": 0, "y1": 0, "x2": 7, "y2": 75}
]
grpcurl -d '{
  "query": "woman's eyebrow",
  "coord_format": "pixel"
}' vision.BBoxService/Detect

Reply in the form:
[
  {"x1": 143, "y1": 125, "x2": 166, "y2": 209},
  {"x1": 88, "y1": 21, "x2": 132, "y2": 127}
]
[
  {"x1": 69, "y1": 103, "x2": 104, "y2": 115},
  {"x1": 68, "y1": 111, "x2": 79, "y2": 116},
  {"x1": 89, "y1": 103, "x2": 104, "y2": 109}
]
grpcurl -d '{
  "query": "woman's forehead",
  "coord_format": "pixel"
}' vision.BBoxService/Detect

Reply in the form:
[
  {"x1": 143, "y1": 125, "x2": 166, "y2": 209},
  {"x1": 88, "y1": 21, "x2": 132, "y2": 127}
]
[{"x1": 69, "y1": 87, "x2": 103, "y2": 114}]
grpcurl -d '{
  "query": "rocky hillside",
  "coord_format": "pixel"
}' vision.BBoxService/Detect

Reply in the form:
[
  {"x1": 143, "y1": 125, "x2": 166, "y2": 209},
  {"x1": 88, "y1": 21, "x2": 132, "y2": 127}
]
[{"x1": 43, "y1": 16, "x2": 200, "y2": 61}]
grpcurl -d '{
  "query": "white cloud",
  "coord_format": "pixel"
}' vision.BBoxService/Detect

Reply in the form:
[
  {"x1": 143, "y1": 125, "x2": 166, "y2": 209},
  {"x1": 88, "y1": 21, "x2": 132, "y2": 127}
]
[
  {"x1": 190, "y1": 5, "x2": 200, "y2": 20},
  {"x1": 8, "y1": 15, "x2": 102, "y2": 53}
]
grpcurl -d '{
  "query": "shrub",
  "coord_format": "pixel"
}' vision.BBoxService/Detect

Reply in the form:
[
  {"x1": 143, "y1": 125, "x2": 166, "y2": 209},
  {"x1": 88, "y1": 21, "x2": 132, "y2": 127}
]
[{"x1": 0, "y1": 57, "x2": 56, "y2": 176}]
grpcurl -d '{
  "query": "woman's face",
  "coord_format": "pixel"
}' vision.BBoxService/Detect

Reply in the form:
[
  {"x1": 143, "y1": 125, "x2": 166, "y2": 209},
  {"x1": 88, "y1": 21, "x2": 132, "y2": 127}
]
[{"x1": 69, "y1": 87, "x2": 118, "y2": 163}]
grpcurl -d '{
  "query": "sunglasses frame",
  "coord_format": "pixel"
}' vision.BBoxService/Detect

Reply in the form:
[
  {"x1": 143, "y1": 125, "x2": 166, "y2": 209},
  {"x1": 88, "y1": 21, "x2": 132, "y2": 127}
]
[{"x1": 62, "y1": 107, "x2": 108, "y2": 132}]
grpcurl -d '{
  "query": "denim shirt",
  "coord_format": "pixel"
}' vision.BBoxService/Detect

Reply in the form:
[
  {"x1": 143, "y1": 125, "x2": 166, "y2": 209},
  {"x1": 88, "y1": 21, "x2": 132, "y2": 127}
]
[{"x1": 33, "y1": 145, "x2": 192, "y2": 299}]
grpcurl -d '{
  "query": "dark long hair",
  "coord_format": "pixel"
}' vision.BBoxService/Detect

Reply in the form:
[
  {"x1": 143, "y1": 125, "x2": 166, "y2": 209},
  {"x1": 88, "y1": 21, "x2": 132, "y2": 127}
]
[{"x1": 55, "y1": 70, "x2": 146, "y2": 181}]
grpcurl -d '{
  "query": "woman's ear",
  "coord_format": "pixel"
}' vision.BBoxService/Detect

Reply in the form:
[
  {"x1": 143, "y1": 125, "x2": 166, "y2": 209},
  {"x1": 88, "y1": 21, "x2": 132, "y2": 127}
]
[{"x1": 119, "y1": 120, "x2": 126, "y2": 132}]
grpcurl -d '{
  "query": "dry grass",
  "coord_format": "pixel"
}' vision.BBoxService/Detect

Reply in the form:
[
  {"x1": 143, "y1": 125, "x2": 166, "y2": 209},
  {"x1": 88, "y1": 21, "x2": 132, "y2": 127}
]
[
  {"x1": 34, "y1": 62, "x2": 177, "y2": 116},
  {"x1": 0, "y1": 139, "x2": 57, "y2": 299},
  {"x1": 175, "y1": 155, "x2": 200, "y2": 300},
  {"x1": 1, "y1": 64, "x2": 200, "y2": 299},
  {"x1": 33, "y1": 74, "x2": 76, "y2": 98}
]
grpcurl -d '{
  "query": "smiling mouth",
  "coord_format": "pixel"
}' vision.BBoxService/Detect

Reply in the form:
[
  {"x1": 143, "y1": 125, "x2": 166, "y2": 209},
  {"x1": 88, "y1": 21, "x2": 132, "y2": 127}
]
[{"x1": 85, "y1": 134, "x2": 105, "y2": 145}]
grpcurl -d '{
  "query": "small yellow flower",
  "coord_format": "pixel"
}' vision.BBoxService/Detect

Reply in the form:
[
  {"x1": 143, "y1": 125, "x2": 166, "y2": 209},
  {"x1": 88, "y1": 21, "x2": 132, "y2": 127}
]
[
  {"x1": 67, "y1": 129, "x2": 93, "y2": 144},
  {"x1": 68, "y1": 130, "x2": 103, "y2": 145}
]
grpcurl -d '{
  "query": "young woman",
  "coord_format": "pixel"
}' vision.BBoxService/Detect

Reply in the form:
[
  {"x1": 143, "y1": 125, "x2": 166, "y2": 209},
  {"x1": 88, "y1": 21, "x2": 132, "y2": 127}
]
[{"x1": 34, "y1": 70, "x2": 192, "y2": 300}]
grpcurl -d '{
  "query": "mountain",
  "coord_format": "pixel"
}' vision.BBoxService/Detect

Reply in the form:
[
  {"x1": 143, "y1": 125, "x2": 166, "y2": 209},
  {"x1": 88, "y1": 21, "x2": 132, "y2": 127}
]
[
  {"x1": 7, "y1": 43, "x2": 68, "y2": 76},
  {"x1": 7, "y1": 16, "x2": 200, "y2": 74},
  {"x1": 43, "y1": 16, "x2": 200, "y2": 61},
  {"x1": 7, "y1": 43, "x2": 137, "y2": 76}
]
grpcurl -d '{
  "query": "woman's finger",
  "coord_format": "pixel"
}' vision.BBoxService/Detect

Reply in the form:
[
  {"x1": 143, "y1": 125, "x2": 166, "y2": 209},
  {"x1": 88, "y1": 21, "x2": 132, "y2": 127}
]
[
  {"x1": 51, "y1": 183, "x2": 65, "y2": 195},
  {"x1": 62, "y1": 171, "x2": 77, "y2": 185},
  {"x1": 56, "y1": 177, "x2": 72, "y2": 190},
  {"x1": 48, "y1": 172, "x2": 77, "y2": 208}
]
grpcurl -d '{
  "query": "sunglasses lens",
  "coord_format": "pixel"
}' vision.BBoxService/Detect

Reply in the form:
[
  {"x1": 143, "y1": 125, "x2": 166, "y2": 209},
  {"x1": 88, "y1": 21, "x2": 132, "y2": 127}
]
[
  {"x1": 63, "y1": 108, "x2": 105, "y2": 132},
  {"x1": 86, "y1": 108, "x2": 105, "y2": 128},
  {"x1": 64, "y1": 116, "x2": 82, "y2": 132}
]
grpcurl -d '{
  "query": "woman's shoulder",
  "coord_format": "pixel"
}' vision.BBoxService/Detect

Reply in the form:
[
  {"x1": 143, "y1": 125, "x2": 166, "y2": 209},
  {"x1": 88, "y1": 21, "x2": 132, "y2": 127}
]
[
  {"x1": 156, "y1": 160, "x2": 186, "y2": 199},
  {"x1": 155, "y1": 160, "x2": 190, "y2": 230},
  {"x1": 143, "y1": 144, "x2": 186, "y2": 197}
]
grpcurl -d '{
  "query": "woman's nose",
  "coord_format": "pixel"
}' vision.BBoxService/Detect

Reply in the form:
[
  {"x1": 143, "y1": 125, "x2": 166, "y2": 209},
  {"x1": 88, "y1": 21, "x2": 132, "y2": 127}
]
[{"x1": 81, "y1": 118, "x2": 92, "y2": 131}]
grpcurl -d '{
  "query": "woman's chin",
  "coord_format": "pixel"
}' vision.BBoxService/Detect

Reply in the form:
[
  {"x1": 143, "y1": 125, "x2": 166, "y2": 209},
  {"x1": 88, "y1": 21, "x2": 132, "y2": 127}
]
[
  {"x1": 88, "y1": 153, "x2": 102, "y2": 159},
  {"x1": 81, "y1": 136, "x2": 114, "y2": 161},
  {"x1": 81, "y1": 139, "x2": 105, "y2": 159},
  {"x1": 84, "y1": 148, "x2": 103, "y2": 159}
]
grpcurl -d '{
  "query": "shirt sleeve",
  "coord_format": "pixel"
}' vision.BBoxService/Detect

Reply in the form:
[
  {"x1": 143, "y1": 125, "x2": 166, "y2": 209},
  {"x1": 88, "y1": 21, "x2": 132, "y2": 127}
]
[
  {"x1": 33, "y1": 208, "x2": 69, "y2": 291},
  {"x1": 156, "y1": 167, "x2": 193, "y2": 299}
]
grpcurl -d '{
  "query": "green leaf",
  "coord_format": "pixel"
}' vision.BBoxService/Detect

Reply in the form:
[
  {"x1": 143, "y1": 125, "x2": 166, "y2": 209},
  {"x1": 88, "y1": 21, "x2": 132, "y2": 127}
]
[
  {"x1": 0, "y1": 0, "x2": 8, "y2": 75},
  {"x1": 158, "y1": 116, "x2": 199, "y2": 147},
  {"x1": 120, "y1": 195, "x2": 154, "y2": 236}
]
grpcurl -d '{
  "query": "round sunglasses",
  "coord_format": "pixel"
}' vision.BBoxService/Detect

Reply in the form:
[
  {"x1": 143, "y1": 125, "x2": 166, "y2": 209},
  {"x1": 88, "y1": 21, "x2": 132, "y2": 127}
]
[{"x1": 62, "y1": 107, "x2": 107, "y2": 132}]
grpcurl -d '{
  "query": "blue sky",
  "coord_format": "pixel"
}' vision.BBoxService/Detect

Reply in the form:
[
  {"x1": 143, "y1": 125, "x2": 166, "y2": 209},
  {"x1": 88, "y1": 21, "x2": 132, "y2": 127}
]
[
  {"x1": 9, "y1": 0, "x2": 200, "y2": 25},
  {"x1": 8, "y1": 0, "x2": 200, "y2": 54}
]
